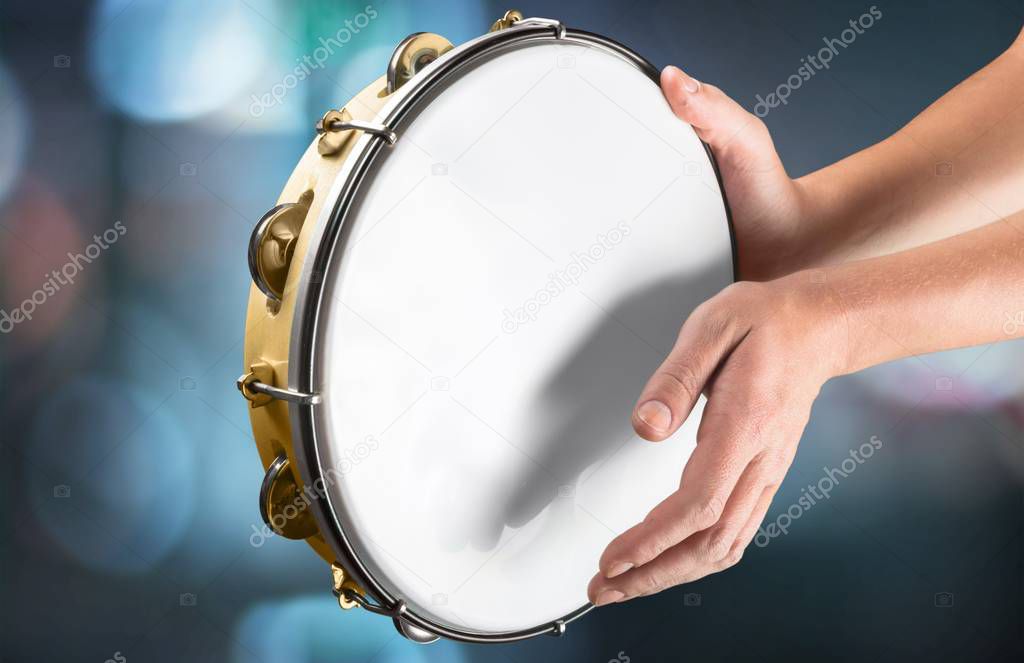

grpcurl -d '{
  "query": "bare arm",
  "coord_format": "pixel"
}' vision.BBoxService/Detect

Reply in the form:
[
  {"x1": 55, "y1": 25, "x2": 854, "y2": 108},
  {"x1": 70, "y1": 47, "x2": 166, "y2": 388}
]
[
  {"x1": 588, "y1": 28, "x2": 1024, "y2": 606},
  {"x1": 588, "y1": 211, "x2": 1024, "y2": 606},
  {"x1": 798, "y1": 29, "x2": 1024, "y2": 268},
  {"x1": 668, "y1": 27, "x2": 1024, "y2": 280}
]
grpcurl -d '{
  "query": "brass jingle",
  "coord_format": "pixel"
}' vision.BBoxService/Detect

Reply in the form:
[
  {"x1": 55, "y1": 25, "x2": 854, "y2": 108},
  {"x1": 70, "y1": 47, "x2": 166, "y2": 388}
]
[
  {"x1": 248, "y1": 189, "x2": 313, "y2": 301},
  {"x1": 331, "y1": 563, "x2": 364, "y2": 610},
  {"x1": 386, "y1": 32, "x2": 454, "y2": 94},
  {"x1": 260, "y1": 453, "x2": 320, "y2": 540},
  {"x1": 316, "y1": 108, "x2": 356, "y2": 156},
  {"x1": 489, "y1": 9, "x2": 523, "y2": 32}
]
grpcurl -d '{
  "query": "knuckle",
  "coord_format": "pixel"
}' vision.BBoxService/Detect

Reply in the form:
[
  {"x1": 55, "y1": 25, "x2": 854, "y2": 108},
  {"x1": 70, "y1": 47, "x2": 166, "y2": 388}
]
[
  {"x1": 705, "y1": 527, "x2": 733, "y2": 561},
  {"x1": 692, "y1": 295, "x2": 732, "y2": 329},
  {"x1": 719, "y1": 280, "x2": 764, "y2": 306},
  {"x1": 723, "y1": 544, "x2": 744, "y2": 568},
  {"x1": 752, "y1": 448, "x2": 787, "y2": 473},
  {"x1": 635, "y1": 526, "x2": 671, "y2": 562},
  {"x1": 635, "y1": 565, "x2": 670, "y2": 596},
  {"x1": 694, "y1": 495, "x2": 725, "y2": 529},
  {"x1": 747, "y1": 114, "x2": 770, "y2": 139},
  {"x1": 634, "y1": 539, "x2": 663, "y2": 564},
  {"x1": 659, "y1": 358, "x2": 701, "y2": 398}
]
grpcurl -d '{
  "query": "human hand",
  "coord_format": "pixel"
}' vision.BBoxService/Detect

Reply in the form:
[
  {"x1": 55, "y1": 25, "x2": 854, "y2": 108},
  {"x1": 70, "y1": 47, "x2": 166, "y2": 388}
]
[
  {"x1": 587, "y1": 274, "x2": 848, "y2": 606},
  {"x1": 661, "y1": 66, "x2": 808, "y2": 281}
]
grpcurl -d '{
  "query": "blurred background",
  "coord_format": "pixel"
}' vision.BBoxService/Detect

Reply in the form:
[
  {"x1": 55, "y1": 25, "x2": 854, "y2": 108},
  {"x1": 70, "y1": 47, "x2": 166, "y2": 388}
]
[{"x1": 0, "y1": 0, "x2": 1021, "y2": 661}]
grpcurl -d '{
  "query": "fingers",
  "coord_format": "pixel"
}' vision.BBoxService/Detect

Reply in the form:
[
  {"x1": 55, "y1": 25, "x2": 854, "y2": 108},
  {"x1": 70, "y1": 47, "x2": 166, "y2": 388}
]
[
  {"x1": 731, "y1": 482, "x2": 780, "y2": 554},
  {"x1": 589, "y1": 534, "x2": 708, "y2": 604},
  {"x1": 632, "y1": 303, "x2": 742, "y2": 441},
  {"x1": 589, "y1": 464, "x2": 777, "y2": 604},
  {"x1": 597, "y1": 424, "x2": 755, "y2": 576},
  {"x1": 660, "y1": 65, "x2": 780, "y2": 174}
]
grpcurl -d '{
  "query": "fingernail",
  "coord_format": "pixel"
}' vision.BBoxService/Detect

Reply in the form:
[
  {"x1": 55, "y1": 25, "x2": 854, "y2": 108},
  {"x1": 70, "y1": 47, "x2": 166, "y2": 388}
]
[
  {"x1": 636, "y1": 400, "x2": 672, "y2": 433},
  {"x1": 594, "y1": 589, "x2": 625, "y2": 606},
  {"x1": 666, "y1": 65, "x2": 701, "y2": 93},
  {"x1": 606, "y1": 562, "x2": 633, "y2": 579}
]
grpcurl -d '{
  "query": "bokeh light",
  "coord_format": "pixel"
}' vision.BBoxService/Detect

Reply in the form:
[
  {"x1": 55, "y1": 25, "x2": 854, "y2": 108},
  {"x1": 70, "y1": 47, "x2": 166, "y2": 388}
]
[
  {"x1": 4, "y1": 1, "x2": 1023, "y2": 660},
  {"x1": 233, "y1": 595, "x2": 469, "y2": 663},
  {"x1": 0, "y1": 179, "x2": 93, "y2": 354},
  {"x1": 88, "y1": 0, "x2": 278, "y2": 122},
  {"x1": 27, "y1": 376, "x2": 196, "y2": 574},
  {"x1": 850, "y1": 343, "x2": 1024, "y2": 410},
  {"x1": 0, "y1": 59, "x2": 27, "y2": 204}
]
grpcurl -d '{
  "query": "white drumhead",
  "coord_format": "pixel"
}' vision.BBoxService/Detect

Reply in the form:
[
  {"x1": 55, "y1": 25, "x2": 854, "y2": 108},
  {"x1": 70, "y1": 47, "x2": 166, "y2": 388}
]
[{"x1": 312, "y1": 38, "x2": 732, "y2": 634}]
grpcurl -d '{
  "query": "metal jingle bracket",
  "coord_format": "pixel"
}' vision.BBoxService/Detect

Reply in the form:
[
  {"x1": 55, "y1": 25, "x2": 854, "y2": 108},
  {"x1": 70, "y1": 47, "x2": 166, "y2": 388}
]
[
  {"x1": 516, "y1": 17, "x2": 565, "y2": 39},
  {"x1": 339, "y1": 590, "x2": 440, "y2": 644},
  {"x1": 330, "y1": 565, "x2": 439, "y2": 645},
  {"x1": 237, "y1": 364, "x2": 321, "y2": 407},
  {"x1": 316, "y1": 108, "x2": 397, "y2": 156}
]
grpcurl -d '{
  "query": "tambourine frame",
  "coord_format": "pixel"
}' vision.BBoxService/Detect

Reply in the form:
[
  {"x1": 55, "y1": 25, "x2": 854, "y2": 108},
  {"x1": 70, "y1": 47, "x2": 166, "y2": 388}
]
[{"x1": 287, "y1": 19, "x2": 738, "y2": 643}]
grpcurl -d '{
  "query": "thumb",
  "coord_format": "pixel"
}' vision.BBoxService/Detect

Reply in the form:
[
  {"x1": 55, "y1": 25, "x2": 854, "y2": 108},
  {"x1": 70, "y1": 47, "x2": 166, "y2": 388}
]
[
  {"x1": 632, "y1": 302, "x2": 744, "y2": 441},
  {"x1": 660, "y1": 65, "x2": 781, "y2": 176}
]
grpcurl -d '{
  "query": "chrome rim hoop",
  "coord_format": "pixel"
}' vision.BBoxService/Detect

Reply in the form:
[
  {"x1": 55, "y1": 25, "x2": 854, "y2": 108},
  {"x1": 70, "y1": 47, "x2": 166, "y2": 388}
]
[{"x1": 288, "y1": 22, "x2": 737, "y2": 644}]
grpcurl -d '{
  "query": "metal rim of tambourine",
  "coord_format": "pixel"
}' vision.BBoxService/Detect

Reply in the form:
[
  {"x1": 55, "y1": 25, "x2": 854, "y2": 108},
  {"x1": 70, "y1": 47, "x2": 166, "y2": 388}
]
[{"x1": 249, "y1": 16, "x2": 737, "y2": 645}]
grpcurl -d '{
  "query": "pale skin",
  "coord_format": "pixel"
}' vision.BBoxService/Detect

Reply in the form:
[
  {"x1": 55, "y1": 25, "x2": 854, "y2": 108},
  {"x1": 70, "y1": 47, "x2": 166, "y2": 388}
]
[{"x1": 588, "y1": 27, "x2": 1024, "y2": 606}]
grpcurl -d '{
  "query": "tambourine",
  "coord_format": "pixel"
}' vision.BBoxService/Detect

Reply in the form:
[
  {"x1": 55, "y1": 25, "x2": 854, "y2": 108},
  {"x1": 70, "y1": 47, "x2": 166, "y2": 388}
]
[{"x1": 238, "y1": 10, "x2": 735, "y2": 644}]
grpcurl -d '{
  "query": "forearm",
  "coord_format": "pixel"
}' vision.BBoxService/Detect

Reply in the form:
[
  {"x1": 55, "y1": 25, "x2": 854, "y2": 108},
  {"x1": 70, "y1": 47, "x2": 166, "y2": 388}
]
[
  {"x1": 797, "y1": 212, "x2": 1024, "y2": 376},
  {"x1": 791, "y1": 29, "x2": 1024, "y2": 269}
]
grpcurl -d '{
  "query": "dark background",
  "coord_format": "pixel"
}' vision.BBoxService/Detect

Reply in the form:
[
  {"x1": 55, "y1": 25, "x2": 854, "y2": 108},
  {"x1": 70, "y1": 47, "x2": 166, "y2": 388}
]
[{"x1": 1, "y1": 1, "x2": 1022, "y2": 661}]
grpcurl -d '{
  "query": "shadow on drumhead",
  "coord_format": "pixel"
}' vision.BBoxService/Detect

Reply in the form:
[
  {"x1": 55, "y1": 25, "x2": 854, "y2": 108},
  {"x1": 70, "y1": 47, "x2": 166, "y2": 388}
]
[{"x1": 494, "y1": 266, "x2": 729, "y2": 539}]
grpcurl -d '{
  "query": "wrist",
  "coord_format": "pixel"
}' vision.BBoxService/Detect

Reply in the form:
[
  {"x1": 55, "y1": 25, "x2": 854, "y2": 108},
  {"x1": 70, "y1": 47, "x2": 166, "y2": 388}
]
[
  {"x1": 770, "y1": 268, "x2": 853, "y2": 381},
  {"x1": 734, "y1": 178, "x2": 823, "y2": 282}
]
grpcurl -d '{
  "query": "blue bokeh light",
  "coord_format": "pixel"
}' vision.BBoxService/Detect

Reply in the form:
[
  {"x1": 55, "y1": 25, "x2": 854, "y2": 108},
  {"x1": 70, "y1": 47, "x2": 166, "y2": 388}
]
[
  {"x1": 0, "y1": 60, "x2": 27, "y2": 203},
  {"x1": 28, "y1": 376, "x2": 196, "y2": 574},
  {"x1": 233, "y1": 595, "x2": 469, "y2": 663},
  {"x1": 88, "y1": 0, "x2": 279, "y2": 122}
]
